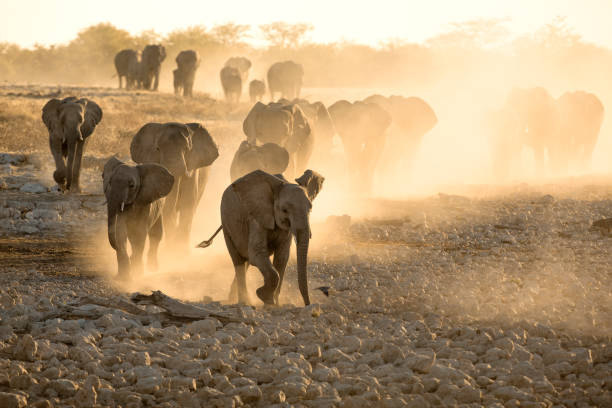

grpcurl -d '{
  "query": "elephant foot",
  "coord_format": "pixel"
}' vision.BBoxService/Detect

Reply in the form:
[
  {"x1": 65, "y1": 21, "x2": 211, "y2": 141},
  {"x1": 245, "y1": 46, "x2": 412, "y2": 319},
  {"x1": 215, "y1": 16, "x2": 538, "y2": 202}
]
[{"x1": 256, "y1": 286, "x2": 276, "y2": 305}]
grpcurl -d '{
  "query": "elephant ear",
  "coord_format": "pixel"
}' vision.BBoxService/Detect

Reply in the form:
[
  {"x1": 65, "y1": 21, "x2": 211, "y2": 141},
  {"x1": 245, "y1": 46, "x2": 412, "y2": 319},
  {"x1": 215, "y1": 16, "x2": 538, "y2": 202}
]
[
  {"x1": 131, "y1": 123, "x2": 162, "y2": 163},
  {"x1": 42, "y1": 98, "x2": 62, "y2": 132},
  {"x1": 295, "y1": 169, "x2": 325, "y2": 201},
  {"x1": 185, "y1": 123, "x2": 219, "y2": 169},
  {"x1": 81, "y1": 99, "x2": 103, "y2": 138},
  {"x1": 287, "y1": 104, "x2": 311, "y2": 152},
  {"x1": 259, "y1": 143, "x2": 290, "y2": 174},
  {"x1": 136, "y1": 163, "x2": 175, "y2": 205},
  {"x1": 367, "y1": 103, "x2": 392, "y2": 131},
  {"x1": 232, "y1": 170, "x2": 286, "y2": 230},
  {"x1": 102, "y1": 156, "x2": 124, "y2": 197},
  {"x1": 243, "y1": 102, "x2": 267, "y2": 144}
]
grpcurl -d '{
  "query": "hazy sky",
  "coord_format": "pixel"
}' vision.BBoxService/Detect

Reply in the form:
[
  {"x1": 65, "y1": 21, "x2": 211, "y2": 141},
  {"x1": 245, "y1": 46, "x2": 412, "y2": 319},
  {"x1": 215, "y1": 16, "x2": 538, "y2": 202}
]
[{"x1": 2, "y1": 0, "x2": 611, "y2": 48}]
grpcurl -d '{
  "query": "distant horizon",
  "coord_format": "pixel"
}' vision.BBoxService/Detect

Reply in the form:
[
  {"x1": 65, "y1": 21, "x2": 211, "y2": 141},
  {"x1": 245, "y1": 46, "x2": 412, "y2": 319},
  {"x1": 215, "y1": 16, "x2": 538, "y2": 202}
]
[{"x1": 3, "y1": 0, "x2": 612, "y2": 49}]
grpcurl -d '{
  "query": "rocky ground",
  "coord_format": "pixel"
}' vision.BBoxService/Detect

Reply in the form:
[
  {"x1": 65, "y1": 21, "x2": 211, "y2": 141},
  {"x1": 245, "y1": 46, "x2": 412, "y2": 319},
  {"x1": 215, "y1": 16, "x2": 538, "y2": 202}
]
[{"x1": 0, "y1": 88, "x2": 611, "y2": 407}]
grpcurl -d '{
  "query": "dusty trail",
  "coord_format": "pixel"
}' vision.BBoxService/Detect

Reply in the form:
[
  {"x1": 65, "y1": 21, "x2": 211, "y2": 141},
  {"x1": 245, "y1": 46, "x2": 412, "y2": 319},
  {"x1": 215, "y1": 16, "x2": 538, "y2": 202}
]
[{"x1": 0, "y1": 86, "x2": 610, "y2": 407}]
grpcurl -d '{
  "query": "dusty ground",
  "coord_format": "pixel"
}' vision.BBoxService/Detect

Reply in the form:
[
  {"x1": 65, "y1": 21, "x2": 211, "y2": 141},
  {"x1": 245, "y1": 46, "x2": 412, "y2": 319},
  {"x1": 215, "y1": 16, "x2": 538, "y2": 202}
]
[{"x1": 0, "y1": 86, "x2": 611, "y2": 407}]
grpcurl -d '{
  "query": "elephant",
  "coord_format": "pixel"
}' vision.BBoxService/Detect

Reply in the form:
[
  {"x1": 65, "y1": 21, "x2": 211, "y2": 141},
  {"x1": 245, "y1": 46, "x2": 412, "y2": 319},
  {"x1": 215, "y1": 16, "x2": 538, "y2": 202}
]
[
  {"x1": 224, "y1": 57, "x2": 252, "y2": 83},
  {"x1": 289, "y1": 99, "x2": 336, "y2": 167},
  {"x1": 555, "y1": 91, "x2": 604, "y2": 172},
  {"x1": 103, "y1": 157, "x2": 174, "y2": 279},
  {"x1": 198, "y1": 169, "x2": 325, "y2": 306},
  {"x1": 220, "y1": 66, "x2": 242, "y2": 103},
  {"x1": 267, "y1": 61, "x2": 304, "y2": 100},
  {"x1": 130, "y1": 122, "x2": 219, "y2": 248},
  {"x1": 114, "y1": 49, "x2": 139, "y2": 89},
  {"x1": 328, "y1": 100, "x2": 391, "y2": 194},
  {"x1": 141, "y1": 44, "x2": 166, "y2": 91},
  {"x1": 243, "y1": 101, "x2": 313, "y2": 178},
  {"x1": 230, "y1": 141, "x2": 289, "y2": 182},
  {"x1": 174, "y1": 50, "x2": 200, "y2": 97},
  {"x1": 127, "y1": 55, "x2": 143, "y2": 90},
  {"x1": 502, "y1": 87, "x2": 559, "y2": 175},
  {"x1": 363, "y1": 94, "x2": 437, "y2": 176},
  {"x1": 249, "y1": 80, "x2": 266, "y2": 103},
  {"x1": 42, "y1": 97, "x2": 103, "y2": 193}
]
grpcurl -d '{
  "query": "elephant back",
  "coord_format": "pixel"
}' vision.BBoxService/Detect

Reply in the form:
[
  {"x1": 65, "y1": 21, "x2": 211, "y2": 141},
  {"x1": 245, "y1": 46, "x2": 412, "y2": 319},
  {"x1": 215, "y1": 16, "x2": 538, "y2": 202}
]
[
  {"x1": 142, "y1": 45, "x2": 166, "y2": 69},
  {"x1": 114, "y1": 49, "x2": 137, "y2": 75},
  {"x1": 176, "y1": 50, "x2": 200, "y2": 71}
]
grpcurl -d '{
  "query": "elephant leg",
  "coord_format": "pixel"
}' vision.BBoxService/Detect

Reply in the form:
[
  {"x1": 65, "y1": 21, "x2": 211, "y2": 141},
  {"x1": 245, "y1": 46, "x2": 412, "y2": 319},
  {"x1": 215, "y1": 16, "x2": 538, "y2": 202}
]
[
  {"x1": 147, "y1": 217, "x2": 163, "y2": 272},
  {"x1": 115, "y1": 216, "x2": 130, "y2": 279},
  {"x1": 248, "y1": 228, "x2": 279, "y2": 305},
  {"x1": 223, "y1": 230, "x2": 250, "y2": 304},
  {"x1": 176, "y1": 174, "x2": 199, "y2": 248},
  {"x1": 251, "y1": 255, "x2": 280, "y2": 305},
  {"x1": 153, "y1": 69, "x2": 160, "y2": 91},
  {"x1": 272, "y1": 239, "x2": 291, "y2": 305},
  {"x1": 233, "y1": 262, "x2": 251, "y2": 304},
  {"x1": 49, "y1": 135, "x2": 67, "y2": 190},
  {"x1": 69, "y1": 140, "x2": 84, "y2": 193},
  {"x1": 128, "y1": 231, "x2": 146, "y2": 277},
  {"x1": 162, "y1": 178, "x2": 181, "y2": 241}
]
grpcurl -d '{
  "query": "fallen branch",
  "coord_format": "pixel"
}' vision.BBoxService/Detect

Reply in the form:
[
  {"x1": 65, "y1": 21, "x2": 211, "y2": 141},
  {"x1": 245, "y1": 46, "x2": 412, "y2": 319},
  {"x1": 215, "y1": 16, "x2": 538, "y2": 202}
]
[{"x1": 131, "y1": 290, "x2": 248, "y2": 325}]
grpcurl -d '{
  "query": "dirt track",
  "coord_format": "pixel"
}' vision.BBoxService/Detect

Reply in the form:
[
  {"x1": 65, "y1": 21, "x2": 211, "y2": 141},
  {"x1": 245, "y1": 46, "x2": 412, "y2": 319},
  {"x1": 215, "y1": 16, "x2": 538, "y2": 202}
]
[{"x1": 0, "y1": 86, "x2": 611, "y2": 407}]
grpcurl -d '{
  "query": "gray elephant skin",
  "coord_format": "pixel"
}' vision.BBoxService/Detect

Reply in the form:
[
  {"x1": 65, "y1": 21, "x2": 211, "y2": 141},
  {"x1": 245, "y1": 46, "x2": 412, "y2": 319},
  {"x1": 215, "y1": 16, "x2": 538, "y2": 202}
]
[
  {"x1": 249, "y1": 80, "x2": 266, "y2": 103},
  {"x1": 141, "y1": 44, "x2": 166, "y2": 91},
  {"x1": 103, "y1": 157, "x2": 174, "y2": 279},
  {"x1": 328, "y1": 100, "x2": 391, "y2": 194},
  {"x1": 200, "y1": 169, "x2": 324, "y2": 306},
  {"x1": 267, "y1": 61, "x2": 304, "y2": 100},
  {"x1": 42, "y1": 97, "x2": 103, "y2": 193},
  {"x1": 130, "y1": 122, "x2": 219, "y2": 247},
  {"x1": 284, "y1": 98, "x2": 336, "y2": 167},
  {"x1": 364, "y1": 94, "x2": 437, "y2": 175},
  {"x1": 230, "y1": 141, "x2": 289, "y2": 182},
  {"x1": 224, "y1": 57, "x2": 252, "y2": 83},
  {"x1": 114, "y1": 49, "x2": 140, "y2": 89},
  {"x1": 243, "y1": 101, "x2": 313, "y2": 178},
  {"x1": 174, "y1": 50, "x2": 200, "y2": 97},
  {"x1": 220, "y1": 66, "x2": 242, "y2": 103}
]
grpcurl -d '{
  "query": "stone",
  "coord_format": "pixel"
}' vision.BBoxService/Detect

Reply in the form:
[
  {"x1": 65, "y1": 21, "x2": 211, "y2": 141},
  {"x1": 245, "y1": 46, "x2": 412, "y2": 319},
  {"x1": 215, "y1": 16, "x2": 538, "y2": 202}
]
[
  {"x1": 381, "y1": 343, "x2": 404, "y2": 364},
  {"x1": 50, "y1": 379, "x2": 79, "y2": 397},
  {"x1": 13, "y1": 334, "x2": 37, "y2": 361},
  {"x1": 74, "y1": 385, "x2": 97, "y2": 408},
  {"x1": 19, "y1": 183, "x2": 48, "y2": 193},
  {"x1": 244, "y1": 329, "x2": 271, "y2": 349},
  {"x1": 0, "y1": 392, "x2": 27, "y2": 408}
]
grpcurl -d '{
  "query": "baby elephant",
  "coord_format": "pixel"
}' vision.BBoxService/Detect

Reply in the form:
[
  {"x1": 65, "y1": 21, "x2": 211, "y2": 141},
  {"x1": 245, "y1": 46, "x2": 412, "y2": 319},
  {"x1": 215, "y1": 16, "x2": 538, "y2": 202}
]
[
  {"x1": 199, "y1": 169, "x2": 324, "y2": 306},
  {"x1": 103, "y1": 157, "x2": 174, "y2": 279},
  {"x1": 230, "y1": 141, "x2": 289, "y2": 182},
  {"x1": 249, "y1": 80, "x2": 265, "y2": 103}
]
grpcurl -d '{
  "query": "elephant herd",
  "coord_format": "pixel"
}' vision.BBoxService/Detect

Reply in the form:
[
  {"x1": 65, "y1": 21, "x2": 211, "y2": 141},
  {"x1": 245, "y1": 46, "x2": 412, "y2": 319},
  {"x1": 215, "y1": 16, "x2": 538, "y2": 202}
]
[
  {"x1": 489, "y1": 87, "x2": 605, "y2": 178},
  {"x1": 41, "y1": 81, "x2": 604, "y2": 306},
  {"x1": 115, "y1": 47, "x2": 303, "y2": 103}
]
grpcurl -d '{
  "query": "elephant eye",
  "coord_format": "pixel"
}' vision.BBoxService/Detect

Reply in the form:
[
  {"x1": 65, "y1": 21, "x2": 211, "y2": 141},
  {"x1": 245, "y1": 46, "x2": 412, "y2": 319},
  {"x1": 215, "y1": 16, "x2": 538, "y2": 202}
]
[{"x1": 129, "y1": 180, "x2": 135, "y2": 188}]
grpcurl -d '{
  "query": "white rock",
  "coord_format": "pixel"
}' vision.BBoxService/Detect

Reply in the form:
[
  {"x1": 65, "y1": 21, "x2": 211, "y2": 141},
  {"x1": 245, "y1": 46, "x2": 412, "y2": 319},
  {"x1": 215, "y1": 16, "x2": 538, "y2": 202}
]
[
  {"x1": 244, "y1": 329, "x2": 271, "y2": 349},
  {"x1": 19, "y1": 183, "x2": 48, "y2": 193}
]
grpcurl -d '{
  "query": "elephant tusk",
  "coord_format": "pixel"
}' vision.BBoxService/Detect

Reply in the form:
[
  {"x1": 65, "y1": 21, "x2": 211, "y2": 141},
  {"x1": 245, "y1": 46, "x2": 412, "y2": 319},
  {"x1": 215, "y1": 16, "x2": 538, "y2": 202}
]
[{"x1": 120, "y1": 202, "x2": 125, "y2": 212}]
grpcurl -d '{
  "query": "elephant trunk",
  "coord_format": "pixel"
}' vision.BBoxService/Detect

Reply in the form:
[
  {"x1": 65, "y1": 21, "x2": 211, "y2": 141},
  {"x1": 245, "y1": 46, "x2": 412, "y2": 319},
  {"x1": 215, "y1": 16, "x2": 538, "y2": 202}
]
[
  {"x1": 107, "y1": 203, "x2": 119, "y2": 250},
  {"x1": 295, "y1": 228, "x2": 310, "y2": 306}
]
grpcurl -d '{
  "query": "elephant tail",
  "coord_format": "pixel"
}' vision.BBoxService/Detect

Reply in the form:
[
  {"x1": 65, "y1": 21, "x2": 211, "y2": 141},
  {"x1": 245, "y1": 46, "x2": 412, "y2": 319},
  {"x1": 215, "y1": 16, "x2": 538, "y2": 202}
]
[{"x1": 196, "y1": 225, "x2": 223, "y2": 248}]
